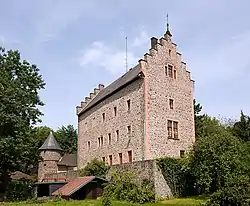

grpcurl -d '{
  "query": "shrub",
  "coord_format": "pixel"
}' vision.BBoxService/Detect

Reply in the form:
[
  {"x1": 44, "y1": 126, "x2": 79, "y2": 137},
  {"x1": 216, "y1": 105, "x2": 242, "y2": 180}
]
[
  {"x1": 157, "y1": 156, "x2": 195, "y2": 197},
  {"x1": 206, "y1": 175, "x2": 250, "y2": 206},
  {"x1": 6, "y1": 179, "x2": 34, "y2": 201},
  {"x1": 102, "y1": 171, "x2": 155, "y2": 204},
  {"x1": 80, "y1": 158, "x2": 109, "y2": 178}
]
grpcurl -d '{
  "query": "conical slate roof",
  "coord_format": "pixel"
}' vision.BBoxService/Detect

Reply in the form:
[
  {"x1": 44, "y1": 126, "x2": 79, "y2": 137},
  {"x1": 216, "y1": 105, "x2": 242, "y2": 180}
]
[{"x1": 39, "y1": 131, "x2": 63, "y2": 151}]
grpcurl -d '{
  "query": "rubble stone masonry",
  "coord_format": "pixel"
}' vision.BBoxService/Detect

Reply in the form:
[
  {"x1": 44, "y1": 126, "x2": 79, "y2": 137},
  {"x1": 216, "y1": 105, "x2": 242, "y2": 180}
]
[{"x1": 77, "y1": 31, "x2": 195, "y2": 169}]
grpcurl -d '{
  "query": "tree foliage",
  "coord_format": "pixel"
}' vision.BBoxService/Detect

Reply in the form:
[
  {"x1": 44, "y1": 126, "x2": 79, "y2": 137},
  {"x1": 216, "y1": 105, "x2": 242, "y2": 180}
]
[
  {"x1": 55, "y1": 125, "x2": 77, "y2": 154},
  {"x1": 80, "y1": 158, "x2": 109, "y2": 178},
  {"x1": 0, "y1": 47, "x2": 45, "y2": 194},
  {"x1": 102, "y1": 171, "x2": 155, "y2": 204}
]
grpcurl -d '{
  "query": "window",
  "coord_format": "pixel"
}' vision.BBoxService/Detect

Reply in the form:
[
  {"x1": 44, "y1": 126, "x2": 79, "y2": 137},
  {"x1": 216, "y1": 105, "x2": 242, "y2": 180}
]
[
  {"x1": 119, "y1": 153, "x2": 123, "y2": 164},
  {"x1": 109, "y1": 155, "x2": 113, "y2": 165},
  {"x1": 127, "y1": 126, "x2": 131, "y2": 135},
  {"x1": 102, "y1": 157, "x2": 105, "y2": 162},
  {"x1": 169, "y1": 49, "x2": 171, "y2": 56},
  {"x1": 101, "y1": 136, "x2": 104, "y2": 146},
  {"x1": 167, "y1": 120, "x2": 172, "y2": 138},
  {"x1": 98, "y1": 137, "x2": 101, "y2": 147},
  {"x1": 102, "y1": 113, "x2": 105, "y2": 122},
  {"x1": 180, "y1": 150, "x2": 185, "y2": 158},
  {"x1": 174, "y1": 70, "x2": 177, "y2": 79},
  {"x1": 114, "y1": 107, "x2": 117, "y2": 116},
  {"x1": 173, "y1": 121, "x2": 178, "y2": 139},
  {"x1": 128, "y1": 151, "x2": 132, "y2": 163},
  {"x1": 108, "y1": 133, "x2": 111, "y2": 145},
  {"x1": 168, "y1": 65, "x2": 173, "y2": 78},
  {"x1": 87, "y1": 141, "x2": 91, "y2": 149},
  {"x1": 127, "y1": 100, "x2": 131, "y2": 111},
  {"x1": 169, "y1": 99, "x2": 174, "y2": 109},
  {"x1": 165, "y1": 66, "x2": 168, "y2": 76},
  {"x1": 44, "y1": 163, "x2": 46, "y2": 166},
  {"x1": 116, "y1": 130, "x2": 119, "y2": 141}
]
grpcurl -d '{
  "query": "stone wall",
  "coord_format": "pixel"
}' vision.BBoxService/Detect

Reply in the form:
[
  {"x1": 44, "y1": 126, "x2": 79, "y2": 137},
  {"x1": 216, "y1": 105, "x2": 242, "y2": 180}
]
[
  {"x1": 44, "y1": 170, "x2": 79, "y2": 181},
  {"x1": 77, "y1": 78, "x2": 145, "y2": 168},
  {"x1": 107, "y1": 160, "x2": 172, "y2": 199},
  {"x1": 140, "y1": 33, "x2": 195, "y2": 160},
  {"x1": 38, "y1": 150, "x2": 62, "y2": 182}
]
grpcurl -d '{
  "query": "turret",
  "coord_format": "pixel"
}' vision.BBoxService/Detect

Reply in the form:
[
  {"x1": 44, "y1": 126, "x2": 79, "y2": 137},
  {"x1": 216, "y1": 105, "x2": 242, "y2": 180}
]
[{"x1": 37, "y1": 131, "x2": 63, "y2": 181}]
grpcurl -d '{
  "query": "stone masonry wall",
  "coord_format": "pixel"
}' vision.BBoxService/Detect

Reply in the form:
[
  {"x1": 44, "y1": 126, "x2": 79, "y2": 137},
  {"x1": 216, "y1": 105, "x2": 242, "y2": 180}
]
[
  {"x1": 107, "y1": 160, "x2": 172, "y2": 199},
  {"x1": 38, "y1": 150, "x2": 62, "y2": 181},
  {"x1": 78, "y1": 79, "x2": 145, "y2": 169},
  {"x1": 141, "y1": 34, "x2": 195, "y2": 159}
]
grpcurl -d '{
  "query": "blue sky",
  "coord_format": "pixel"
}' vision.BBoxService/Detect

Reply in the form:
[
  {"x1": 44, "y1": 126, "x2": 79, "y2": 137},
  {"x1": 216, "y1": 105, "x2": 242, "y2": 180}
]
[{"x1": 1, "y1": 0, "x2": 250, "y2": 129}]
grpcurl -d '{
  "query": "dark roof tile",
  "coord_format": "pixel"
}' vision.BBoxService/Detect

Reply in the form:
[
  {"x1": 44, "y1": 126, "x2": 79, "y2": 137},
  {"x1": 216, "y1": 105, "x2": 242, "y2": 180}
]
[
  {"x1": 57, "y1": 154, "x2": 77, "y2": 167},
  {"x1": 39, "y1": 131, "x2": 62, "y2": 151}
]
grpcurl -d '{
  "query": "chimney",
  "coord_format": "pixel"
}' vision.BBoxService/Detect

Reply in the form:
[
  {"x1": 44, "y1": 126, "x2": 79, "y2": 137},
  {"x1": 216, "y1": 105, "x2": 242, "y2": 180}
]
[
  {"x1": 151, "y1": 37, "x2": 158, "y2": 49},
  {"x1": 98, "y1": 84, "x2": 105, "y2": 90}
]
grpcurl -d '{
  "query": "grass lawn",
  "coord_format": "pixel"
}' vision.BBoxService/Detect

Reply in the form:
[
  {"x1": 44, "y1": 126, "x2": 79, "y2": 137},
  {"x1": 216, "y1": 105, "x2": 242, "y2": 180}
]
[{"x1": 2, "y1": 197, "x2": 207, "y2": 206}]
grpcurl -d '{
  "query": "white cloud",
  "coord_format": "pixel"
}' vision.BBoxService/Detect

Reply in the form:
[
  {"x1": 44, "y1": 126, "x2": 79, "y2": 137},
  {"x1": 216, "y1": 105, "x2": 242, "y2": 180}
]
[
  {"x1": 131, "y1": 30, "x2": 149, "y2": 47},
  {"x1": 78, "y1": 41, "x2": 138, "y2": 75}
]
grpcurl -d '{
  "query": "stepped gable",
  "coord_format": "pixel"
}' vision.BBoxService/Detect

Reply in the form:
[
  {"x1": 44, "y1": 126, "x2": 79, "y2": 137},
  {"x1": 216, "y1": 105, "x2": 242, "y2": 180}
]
[
  {"x1": 39, "y1": 131, "x2": 62, "y2": 151},
  {"x1": 77, "y1": 64, "x2": 142, "y2": 115}
]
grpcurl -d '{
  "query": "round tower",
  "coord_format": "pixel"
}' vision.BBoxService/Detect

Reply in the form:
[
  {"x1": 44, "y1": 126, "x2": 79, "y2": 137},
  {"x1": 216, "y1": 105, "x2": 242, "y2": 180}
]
[{"x1": 38, "y1": 131, "x2": 63, "y2": 182}]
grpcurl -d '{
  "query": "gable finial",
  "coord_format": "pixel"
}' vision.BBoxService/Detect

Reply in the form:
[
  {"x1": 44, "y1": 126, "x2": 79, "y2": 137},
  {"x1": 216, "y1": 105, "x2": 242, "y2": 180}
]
[{"x1": 165, "y1": 13, "x2": 172, "y2": 37}]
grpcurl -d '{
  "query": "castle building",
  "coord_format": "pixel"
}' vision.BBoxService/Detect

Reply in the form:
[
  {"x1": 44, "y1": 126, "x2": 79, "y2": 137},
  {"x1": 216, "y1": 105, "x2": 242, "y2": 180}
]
[
  {"x1": 38, "y1": 132, "x2": 77, "y2": 181},
  {"x1": 76, "y1": 26, "x2": 195, "y2": 169}
]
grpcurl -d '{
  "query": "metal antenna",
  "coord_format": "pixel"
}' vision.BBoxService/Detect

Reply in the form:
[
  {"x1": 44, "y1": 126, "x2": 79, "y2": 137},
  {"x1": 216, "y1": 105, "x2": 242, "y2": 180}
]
[{"x1": 125, "y1": 36, "x2": 128, "y2": 72}]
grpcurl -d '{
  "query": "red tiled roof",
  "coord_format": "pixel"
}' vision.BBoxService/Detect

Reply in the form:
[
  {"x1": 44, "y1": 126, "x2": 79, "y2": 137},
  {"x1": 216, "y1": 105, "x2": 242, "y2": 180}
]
[{"x1": 52, "y1": 176, "x2": 94, "y2": 197}]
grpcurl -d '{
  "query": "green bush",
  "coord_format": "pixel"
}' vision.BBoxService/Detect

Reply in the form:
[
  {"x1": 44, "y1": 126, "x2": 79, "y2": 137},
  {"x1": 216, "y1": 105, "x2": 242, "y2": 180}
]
[
  {"x1": 6, "y1": 179, "x2": 34, "y2": 201},
  {"x1": 80, "y1": 158, "x2": 109, "y2": 178},
  {"x1": 206, "y1": 175, "x2": 250, "y2": 206},
  {"x1": 102, "y1": 171, "x2": 155, "y2": 204},
  {"x1": 157, "y1": 157, "x2": 195, "y2": 197}
]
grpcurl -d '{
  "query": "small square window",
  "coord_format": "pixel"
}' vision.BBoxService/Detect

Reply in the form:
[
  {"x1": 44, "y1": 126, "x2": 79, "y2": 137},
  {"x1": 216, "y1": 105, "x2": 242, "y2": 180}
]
[
  {"x1": 180, "y1": 150, "x2": 185, "y2": 158},
  {"x1": 174, "y1": 70, "x2": 177, "y2": 79},
  {"x1": 108, "y1": 133, "x2": 111, "y2": 145},
  {"x1": 98, "y1": 137, "x2": 101, "y2": 147},
  {"x1": 168, "y1": 65, "x2": 173, "y2": 78},
  {"x1": 173, "y1": 121, "x2": 178, "y2": 139},
  {"x1": 100, "y1": 136, "x2": 104, "y2": 146},
  {"x1": 109, "y1": 155, "x2": 113, "y2": 165},
  {"x1": 167, "y1": 120, "x2": 172, "y2": 138},
  {"x1": 169, "y1": 99, "x2": 174, "y2": 109},
  {"x1": 128, "y1": 151, "x2": 132, "y2": 163},
  {"x1": 119, "y1": 153, "x2": 123, "y2": 164},
  {"x1": 116, "y1": 130, "x2": 119, "y2": 141},
  {"x1": 169, "y1": 49, "x2": 171, "y2": 56},
  {"x1": 165, "y1": 66, "x2": 168, "y2": 76},
  {"x1": 102, "y1": 157, "x2": 105, "y2": 162},
  {"x1": 87, "y1": 141, "x2": 91, "y2": 149},
  {"x1": 127, "y1": 100, "x2": 131, "y2": 111},
  {"x1": 127, "y1": 126, "x2": 131, "y2": 135},
  {"x1": 102, "y1": 113, "x2": 105, "y2": 122},
  {"x1": 114, "y1": 107, "x2": 117, "y2": 116}
]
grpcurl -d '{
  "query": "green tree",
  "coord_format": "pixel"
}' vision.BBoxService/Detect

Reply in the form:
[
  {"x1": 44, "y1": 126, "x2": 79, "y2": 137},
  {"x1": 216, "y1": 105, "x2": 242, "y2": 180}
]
[
  {"x1": 0, "y1": 47, "x2": 45, "y2": 196},
  {"x1": 189, "y1": 125, "x2": 250, "y2": 194},
  {"x1": 55, "y1": 125, "x2": 77, "y2": 154},
  {"x1": 232, "y1": 110, "x2": 250, "y2": 142},
  {"x1": 80, "y1": 158, "x2": 109, "y2": 178},
  {"x1": 194, "y1": 99, "x2": 206, "y2": 139}
]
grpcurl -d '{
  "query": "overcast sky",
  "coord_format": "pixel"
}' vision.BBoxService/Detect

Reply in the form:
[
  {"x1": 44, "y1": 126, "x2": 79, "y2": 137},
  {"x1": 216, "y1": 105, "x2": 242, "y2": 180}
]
[{"x1": 1, "y1": 0, "x2": 250, "y2": 129}]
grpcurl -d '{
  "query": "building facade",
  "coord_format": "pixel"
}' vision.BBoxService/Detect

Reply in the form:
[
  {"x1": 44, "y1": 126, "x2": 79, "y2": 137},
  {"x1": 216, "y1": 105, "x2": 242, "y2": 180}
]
[
  {"x1": 76, "y1": 27, "x2": 195, "y2": 169},
  {"x1": 38, "y1": 132, "x2": 77, "y2": 181}
]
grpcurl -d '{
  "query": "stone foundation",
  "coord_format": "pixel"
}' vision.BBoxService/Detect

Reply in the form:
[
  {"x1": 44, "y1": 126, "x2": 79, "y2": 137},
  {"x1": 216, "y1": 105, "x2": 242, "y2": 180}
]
[{"x1": 43, "y1": 160, "x2": 172, "y2": 199}]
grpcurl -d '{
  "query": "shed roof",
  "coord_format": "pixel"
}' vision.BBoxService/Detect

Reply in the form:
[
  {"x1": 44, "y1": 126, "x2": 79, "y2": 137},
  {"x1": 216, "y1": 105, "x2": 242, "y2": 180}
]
[
  {"x1": 39, "y1": 131, "x2": 62, "y2": 151},
  {"x1": 79, "y1": 64, "x2": 142, "y2": 115},
  {"x1": 57, "y1": 154, "x2": 77, "y2": 167},
  {"x1": 52, "y1": 176, "x2": 107, "y2": 197}
]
